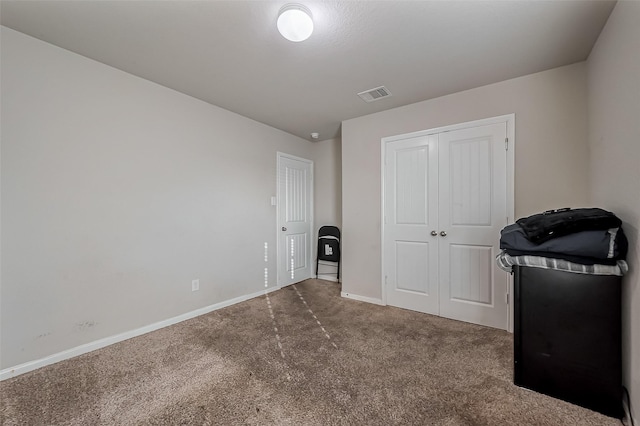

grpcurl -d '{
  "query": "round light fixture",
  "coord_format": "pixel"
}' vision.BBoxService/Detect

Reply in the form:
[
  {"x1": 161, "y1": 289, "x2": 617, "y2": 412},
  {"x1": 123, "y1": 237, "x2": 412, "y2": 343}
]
[{"x1": 277, "y1": 4, "x2": 313, "y2": 42}]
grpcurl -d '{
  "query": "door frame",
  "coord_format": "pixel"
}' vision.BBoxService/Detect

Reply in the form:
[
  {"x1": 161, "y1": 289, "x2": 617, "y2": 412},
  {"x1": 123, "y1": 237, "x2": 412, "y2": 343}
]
[
  {"x1": 380, "y1": 114, "x2": 515, "y2": 331},
  {"x1": 276, "y1": 152, "x2": 314, "y2": 288}
]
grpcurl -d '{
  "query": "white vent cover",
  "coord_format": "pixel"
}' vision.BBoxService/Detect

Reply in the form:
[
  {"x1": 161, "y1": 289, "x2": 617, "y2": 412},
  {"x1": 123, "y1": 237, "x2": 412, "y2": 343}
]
[{"x1": 357, "y1": 86, "x2": 391, "y2": 102}]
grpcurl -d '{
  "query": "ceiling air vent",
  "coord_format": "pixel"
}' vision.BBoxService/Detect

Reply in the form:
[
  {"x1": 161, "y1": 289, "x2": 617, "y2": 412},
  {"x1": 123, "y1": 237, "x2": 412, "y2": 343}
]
[{"x1": 357, "y1": 86, "x2": 391, "y2": 103}]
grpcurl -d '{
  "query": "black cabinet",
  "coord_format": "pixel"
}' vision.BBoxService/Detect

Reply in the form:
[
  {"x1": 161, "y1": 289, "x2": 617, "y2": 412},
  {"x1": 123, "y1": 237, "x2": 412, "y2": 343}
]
[{"x1": 513, "y1": 265, "x2": 622, "y2": 418}]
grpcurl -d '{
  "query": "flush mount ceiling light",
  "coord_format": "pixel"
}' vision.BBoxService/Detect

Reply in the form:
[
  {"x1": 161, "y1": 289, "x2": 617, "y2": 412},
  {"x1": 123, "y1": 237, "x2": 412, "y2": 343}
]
[{"x1": 277, "y1": 4, "x2": 313, "y2": 42}]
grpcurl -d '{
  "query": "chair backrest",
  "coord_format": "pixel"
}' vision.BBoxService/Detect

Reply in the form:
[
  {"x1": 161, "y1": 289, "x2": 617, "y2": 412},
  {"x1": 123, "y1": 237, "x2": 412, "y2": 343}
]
[{"x1": 318, "y1": 225, "x2": 340, "y2": 240}]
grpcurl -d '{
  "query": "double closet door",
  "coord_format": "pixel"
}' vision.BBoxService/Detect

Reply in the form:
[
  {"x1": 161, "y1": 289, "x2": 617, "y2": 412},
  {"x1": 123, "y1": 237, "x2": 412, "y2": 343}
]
[{"x1": 383, "y1": 120, "x2": 510, "y2": 330}]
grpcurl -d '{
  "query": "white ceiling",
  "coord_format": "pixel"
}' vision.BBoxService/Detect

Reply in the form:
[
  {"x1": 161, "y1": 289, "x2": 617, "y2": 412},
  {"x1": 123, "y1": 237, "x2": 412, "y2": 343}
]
[{"x1": 0, "y1": 0, "x2": 616, "y2": 141}]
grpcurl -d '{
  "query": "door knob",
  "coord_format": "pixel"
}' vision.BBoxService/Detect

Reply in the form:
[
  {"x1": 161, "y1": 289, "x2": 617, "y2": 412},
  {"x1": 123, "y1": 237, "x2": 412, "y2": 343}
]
[
  {"x1": 440, "y1": 231, "x2": 447, "y2": 237},
  {"x1": 282, "y1": 227, "x2": 287, "y2": 231},
  {"x1": 431, "y1": 230, "x2": 438, "y2": 236}
]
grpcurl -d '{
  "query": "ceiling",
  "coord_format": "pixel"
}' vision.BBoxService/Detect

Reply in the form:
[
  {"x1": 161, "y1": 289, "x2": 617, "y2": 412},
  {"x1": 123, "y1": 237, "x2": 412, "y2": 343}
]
[{"x1": 0, "y1": 0, "x2": 616, "y2": 141}]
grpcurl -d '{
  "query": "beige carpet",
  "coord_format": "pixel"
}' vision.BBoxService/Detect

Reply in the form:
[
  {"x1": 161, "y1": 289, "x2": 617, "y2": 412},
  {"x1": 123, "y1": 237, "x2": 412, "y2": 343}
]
[{"x1": 0, "y1": 279, "x2": 620, "y2": 425}]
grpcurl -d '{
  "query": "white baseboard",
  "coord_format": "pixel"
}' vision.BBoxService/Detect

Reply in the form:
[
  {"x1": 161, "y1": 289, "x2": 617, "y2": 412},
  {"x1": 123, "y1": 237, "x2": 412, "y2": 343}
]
[
  {"x1": 316, "y1": 274, "x2": 339, "y2": 282},
  {"x1": 0, "y1": 286, "x2": 279, "y2": 381},
  {"x1": 341, "y1": 291, "x2": 385, "y2": 306}
]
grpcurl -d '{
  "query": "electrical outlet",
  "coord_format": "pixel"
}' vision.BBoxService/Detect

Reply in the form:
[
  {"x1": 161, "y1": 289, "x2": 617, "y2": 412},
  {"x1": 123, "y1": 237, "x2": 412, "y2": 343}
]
[{"x1": 192, "y1": 279, "x2": 200, "y2": 292}]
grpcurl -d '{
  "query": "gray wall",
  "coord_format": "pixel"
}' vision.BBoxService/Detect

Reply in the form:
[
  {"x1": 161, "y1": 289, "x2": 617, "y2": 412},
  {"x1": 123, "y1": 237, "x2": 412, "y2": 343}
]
[
  {"x1": 311, "y1": 137, "x2": 342, "y2": 280},
  {"x1": 311, "y1": 137, "x2": 342, "y2": 232},
  {"x1": 587, "y1": 1, "x2": 640, "y2": 421},
  {"x1": 0, "y1": 27, "x2": 339, "y2": 369},
  {"x1": 341, "y1": 62, "x2": 589, "y2": 302}
]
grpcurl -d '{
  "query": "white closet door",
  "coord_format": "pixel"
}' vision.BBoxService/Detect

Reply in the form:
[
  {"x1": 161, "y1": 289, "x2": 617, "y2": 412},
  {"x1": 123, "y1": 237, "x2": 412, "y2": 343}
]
[
  {"x1": 383, "y1": 118, "x2": 511, "y2": 330},
  {"x1": 384, "y1": 135, "x2": 439, "y2": 315},
  {"x1": 278, "y1": 154, "x2": 313, "y2": 287},
  {"x1": 438, "y1": 123, "x2": 508, "y2": 329}
]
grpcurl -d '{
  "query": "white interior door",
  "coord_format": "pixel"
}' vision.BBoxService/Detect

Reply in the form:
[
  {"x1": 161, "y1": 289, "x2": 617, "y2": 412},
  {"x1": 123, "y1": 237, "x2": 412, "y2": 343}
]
[
  {"x1": 438, "y1": 123, "x2": 508, "y2": 329},
  {"x1": 383, "y1": 118, "x2": 511, "y2": 330},
  {"x1": 384, "y1": 135, "x2": 440, "y2": 315},
  {"x1": 277, "y1": 153, "x2": 313, "y2": 287}
]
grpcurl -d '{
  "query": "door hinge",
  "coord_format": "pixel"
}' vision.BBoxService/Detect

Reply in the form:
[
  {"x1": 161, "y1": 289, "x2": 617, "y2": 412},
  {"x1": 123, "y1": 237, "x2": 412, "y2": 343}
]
[
  {"x1": 505, "y1": 137, "x2": 509, "y2": 151},
  {"x1": 505, "y1": 293, "x2": 509, "y2": 304}
]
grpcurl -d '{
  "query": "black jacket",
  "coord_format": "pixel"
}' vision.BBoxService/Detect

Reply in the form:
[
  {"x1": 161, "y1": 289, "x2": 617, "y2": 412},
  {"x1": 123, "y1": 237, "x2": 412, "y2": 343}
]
[{"x1": 515, "y1": 208, "x2": 622, "y2": 244}]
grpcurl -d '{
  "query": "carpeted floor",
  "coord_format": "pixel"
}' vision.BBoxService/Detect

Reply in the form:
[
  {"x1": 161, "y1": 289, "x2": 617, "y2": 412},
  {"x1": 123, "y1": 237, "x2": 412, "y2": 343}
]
[{"x1": 0, "y1": 279, "x2": 621, "y2": 425}]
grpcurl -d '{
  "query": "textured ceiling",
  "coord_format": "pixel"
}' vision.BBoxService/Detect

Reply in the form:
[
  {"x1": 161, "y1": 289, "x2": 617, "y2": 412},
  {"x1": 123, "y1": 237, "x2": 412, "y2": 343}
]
[{"x1": 0, "y1": 0, "x2": 616, "y2": 141}]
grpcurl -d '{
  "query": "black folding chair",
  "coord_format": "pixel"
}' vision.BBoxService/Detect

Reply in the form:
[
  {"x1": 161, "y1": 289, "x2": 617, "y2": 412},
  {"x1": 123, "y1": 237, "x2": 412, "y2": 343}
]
[{"x1": 316, "y1": 226, "x2": 340, "y2": 280}]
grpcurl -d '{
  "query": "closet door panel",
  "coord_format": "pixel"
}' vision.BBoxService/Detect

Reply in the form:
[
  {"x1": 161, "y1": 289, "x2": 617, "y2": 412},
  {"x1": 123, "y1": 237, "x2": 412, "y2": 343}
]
[
  {"x1": 384, "y1": 135, "x2": 439, "y2": 315},
  {"x1": 449, "y1": 137, "x2": 492, "y2": 226},
  {"x1": 438, "y1": 123, "x2": 508, "y2": 330},
  {"x1": 449, "y1": 244, "x2": 493, "y2": 304}
]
